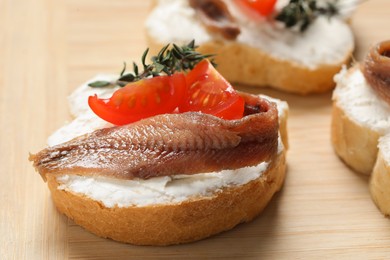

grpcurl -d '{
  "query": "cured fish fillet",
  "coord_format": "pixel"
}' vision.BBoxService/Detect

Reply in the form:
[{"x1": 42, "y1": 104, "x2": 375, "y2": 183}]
[{"x1": 30, "y1": 95, "x2": 278, "y2": 180}]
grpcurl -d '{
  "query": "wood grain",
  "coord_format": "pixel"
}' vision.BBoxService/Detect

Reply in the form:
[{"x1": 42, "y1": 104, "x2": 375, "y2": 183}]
[{"x1": 1, "y1": 0, "x2": 390, "y2": 259}]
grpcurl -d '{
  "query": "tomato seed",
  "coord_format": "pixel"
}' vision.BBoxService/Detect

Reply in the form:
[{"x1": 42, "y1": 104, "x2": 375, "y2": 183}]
[
  {"x1": 192, "y1": 88, "x2": 200, "y2": 99},
  {"x1": 202, "y1": 94, "x2": 210, "y2": 107},
  {"x1": 155, "y1": 93, "x2": 161, "y2": 104},
  {"x1": 127, "y1": 96, "x2": 136, "y2": 108},
  {"x1": 113, "y1": 93, "x2": 124, "y2": 107}
]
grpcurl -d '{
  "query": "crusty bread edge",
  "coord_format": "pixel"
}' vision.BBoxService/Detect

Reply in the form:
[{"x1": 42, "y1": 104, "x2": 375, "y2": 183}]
[
  {"x1": 331, "y1": 101, "x2": 380, "y2": 175},
  {"x1": 277, "y1": 101, "x2": 289, "y2": 150},
  {"x1": 146, "y1": 35, "x2": 352, "y2": 95},
  {"x1": 370, "y1": 151, "x2": 390, "y2": 217},
  {"x1": 47, "y1": 149, "x2": 286, "y2": 246}
]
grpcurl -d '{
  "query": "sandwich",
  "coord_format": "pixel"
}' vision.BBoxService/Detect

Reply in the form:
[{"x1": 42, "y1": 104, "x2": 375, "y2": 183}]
[
  {"x1": 30, "y1": 42, "x2": 289, "y2": 245},
  {"x1": 145, "y1": 0, "x2": 358, "y2": 94},
  {"x1": 331, "y1": 40, "x2": 390, "y2": 216}
]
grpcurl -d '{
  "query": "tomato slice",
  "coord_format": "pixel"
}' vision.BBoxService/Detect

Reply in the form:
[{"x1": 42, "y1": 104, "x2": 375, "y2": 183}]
[
  {"x1": 180, "y1": 60, "x2": 244, "y2": 120},
  {"x1": 237, "y1": 0, "x2": 277, "y2": 16},
  {"x1": 88, "y1": 73, "x2": 186, "y2": 125}
]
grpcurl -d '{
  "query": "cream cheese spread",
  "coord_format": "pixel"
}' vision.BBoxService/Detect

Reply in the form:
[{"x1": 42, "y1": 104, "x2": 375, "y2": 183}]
[
  {"x1": 50, "y1": 75, "x2": 286, "y2": 208},
  {"x1": 145, "y1": 0, "x2": 355, "y2": 69},
  {"x1": 333, "y1": 67, "x2": 390, "y2": 134},
  {"x1": 57, "y1": 161, "x2": 269, "y2": 208}
]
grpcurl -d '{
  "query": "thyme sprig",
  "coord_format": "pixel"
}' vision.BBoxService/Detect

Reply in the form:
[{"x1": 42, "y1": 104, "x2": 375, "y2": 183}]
[
  {"x1": 275, "y1": 0, "x2": 339, "y2": 32},
  {"x1": 88, "y1": 40, "x2": 214, "y2": 88}
]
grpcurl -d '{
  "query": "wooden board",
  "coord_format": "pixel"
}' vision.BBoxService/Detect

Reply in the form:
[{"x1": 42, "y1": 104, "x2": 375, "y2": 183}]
[{"x1": 1, "y1": 0, "x2": 390, "y2": 259}]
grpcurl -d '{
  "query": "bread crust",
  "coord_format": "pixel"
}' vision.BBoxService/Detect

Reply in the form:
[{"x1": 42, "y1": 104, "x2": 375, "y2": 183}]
[
  {"x1": 146, "y1": 35, "x2": 352, "y2": 95},
  {"x1": 278, "y1": 104, "x2": 289, "y2": 150},
  {"x1": 47, "y1": 150, "x2": 286, "y2": 246},
  {"x1": 331, "y1": 101, "x2": 380, "y2": 175},
  {"x1": 370, "y1": 151, "x2": 390, "y2": 217}
]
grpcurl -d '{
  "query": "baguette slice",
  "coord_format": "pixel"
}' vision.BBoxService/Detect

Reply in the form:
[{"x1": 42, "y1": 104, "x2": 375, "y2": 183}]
[
  {"x1": 370, "y1": 135, "x2": 390, "y2": 216},
  {"x1": 38, "y1": 76, "x2": 289, "y2": 246},
  {"x1": 331, "y1": 65, "x2": 390, "y2": 175},
  {"x1": 47, "y1": 148, "x2": 286, "y2": 246},
  {"x1": 145, "y1": 0, "x2": 355, "y2": 95}
]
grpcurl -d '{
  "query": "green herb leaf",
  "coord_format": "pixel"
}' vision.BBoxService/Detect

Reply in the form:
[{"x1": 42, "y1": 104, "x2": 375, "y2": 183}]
[
  {"x1": 119, "y1": 73, "x2": 135, "y2": 82},
  {"x1": 275, "y1": 0, "x2": 339, "y2": 32},
  {"x1": 88, "y1": 81, "x2": 112, "y2": 88},
  {"x1": 141, "y1": 48, "x2": 149, "y2": 69},
  {"x1": 154, "y1": 63, "x2": 165, "y2": 74},
  {"x1": 120, "y1": 62, "x2": 126, "y2": 77},
  {"x1": 133, "y1": 62, "x2": 139, "y2": 76}
]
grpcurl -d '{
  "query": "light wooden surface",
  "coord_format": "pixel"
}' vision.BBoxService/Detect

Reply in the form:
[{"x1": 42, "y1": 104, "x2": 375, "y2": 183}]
[{"x1": 1, "y1": 0, "x2": 390, "y2": 259}]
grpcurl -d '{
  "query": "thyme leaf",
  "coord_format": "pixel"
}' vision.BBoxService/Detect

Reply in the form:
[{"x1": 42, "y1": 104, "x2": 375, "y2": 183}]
[
  {"x1": 275, "y1": 0, "x2": 339, "y2": 32},
  {"x1": 88, "y1": 81, "x2": 112, "y2": 88},
  {"x1": 119, "y1": 62, "x2": 126, "y2": 77},
  {"x1": 118, "y1": 73, "x2": 135, "y2": 82}
]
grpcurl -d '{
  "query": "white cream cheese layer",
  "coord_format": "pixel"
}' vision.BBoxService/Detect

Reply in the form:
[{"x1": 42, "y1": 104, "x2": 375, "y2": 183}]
[
  {"x1": 145, "y1": 0, "x2": 355, "y2": 69},
  {"x1": 50, "y1": 75, "x2": 285, "y2": 208},
  {"x1": 48, "y1": 75, "x2": 116, "y2": 146},
  {"x1": 333, "y1": 67, "x2": 390, "y2": 134},
  {"x1": 57, "y1": 162, "x2": 269, "y2": 208}
]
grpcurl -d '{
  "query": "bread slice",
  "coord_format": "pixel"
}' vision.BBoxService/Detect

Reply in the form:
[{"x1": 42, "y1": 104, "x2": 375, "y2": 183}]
[
  {"x1": 370, "y1": 135, "x2": 390, "y2": 216},
  {"x1": 47, "y1": 148, "x2": 286, "y2": 246},
  {"x1": 37, "y1": 75, "x2": 289, "y2": 246},
  {"x1": 145, "y1": 0, "x2": 355, "y2": 95},
  {"x1": 331, "y1": 65, "x2": 390, "y2": 175}
]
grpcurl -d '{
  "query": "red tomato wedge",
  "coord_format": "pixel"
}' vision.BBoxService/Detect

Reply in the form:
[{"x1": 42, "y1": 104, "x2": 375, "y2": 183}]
[
  {"x1": 180, "y1": 59, "x2": 245, "y2": 120},
  {"x1": 88, "y1": 73, "x2": 186, "y2": 125},
  {"x1": 237, "y1": 0, "x2": 277, "y2": 16}
]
